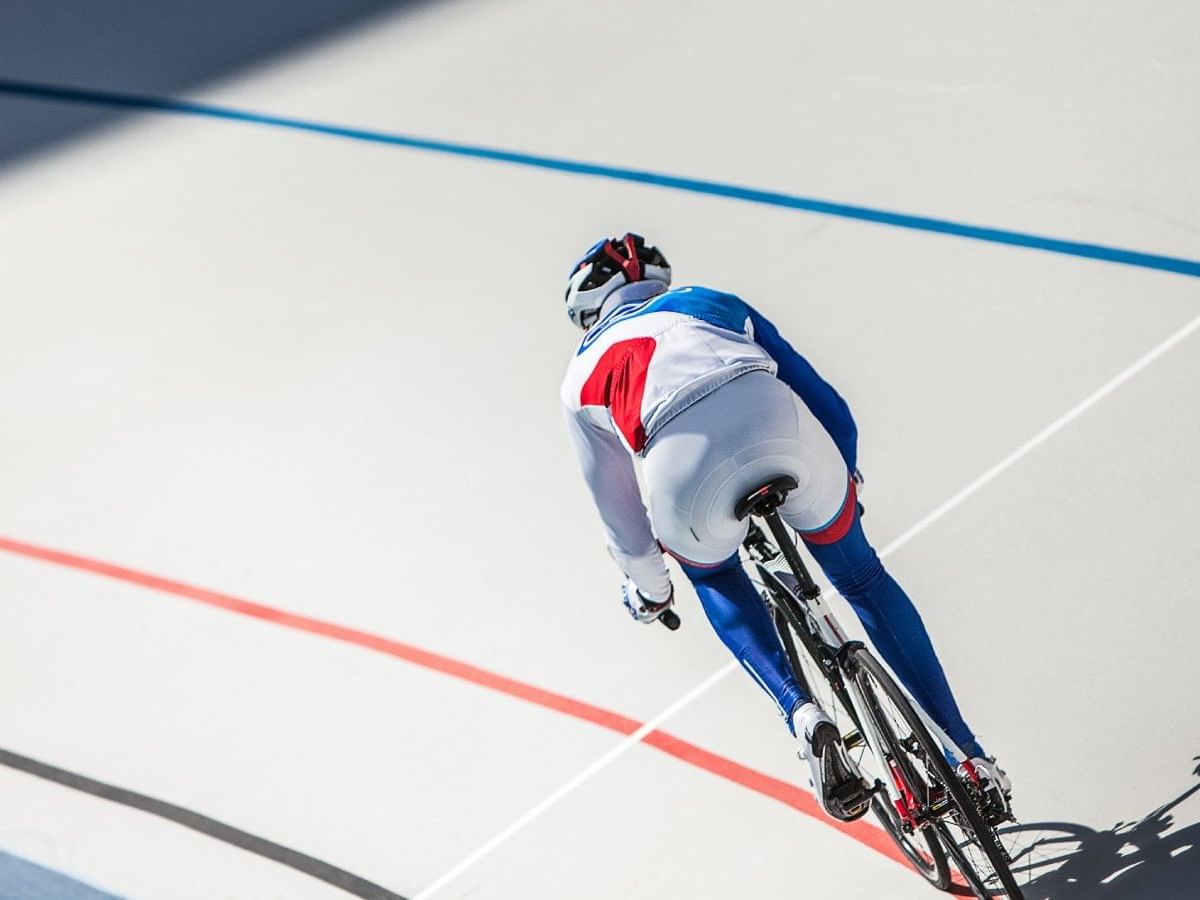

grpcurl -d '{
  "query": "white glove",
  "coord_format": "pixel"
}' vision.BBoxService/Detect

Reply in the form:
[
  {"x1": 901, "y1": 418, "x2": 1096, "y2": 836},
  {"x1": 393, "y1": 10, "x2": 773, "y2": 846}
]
[{"x1": 621, "y1": 578, "x2": 674, "y2": 624}]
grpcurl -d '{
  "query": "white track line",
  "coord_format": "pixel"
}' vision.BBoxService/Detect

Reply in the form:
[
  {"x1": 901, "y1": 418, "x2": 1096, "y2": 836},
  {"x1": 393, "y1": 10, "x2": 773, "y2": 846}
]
[
  {"x1": 881, "y1": 309, "x2": 1200, "y2": 558},
  {"x1": 411, "y1": 662, "x2": 737, "y2": 900},
  {"x1": 415, "y1": 309, "x2": 1200, "y2": 898}
]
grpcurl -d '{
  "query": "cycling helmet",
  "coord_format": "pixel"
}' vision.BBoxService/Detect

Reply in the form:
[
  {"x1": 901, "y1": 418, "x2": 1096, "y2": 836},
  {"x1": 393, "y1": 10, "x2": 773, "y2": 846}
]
[{"x1": 564, "y1": 233, "x2": 671, "y2": 330}]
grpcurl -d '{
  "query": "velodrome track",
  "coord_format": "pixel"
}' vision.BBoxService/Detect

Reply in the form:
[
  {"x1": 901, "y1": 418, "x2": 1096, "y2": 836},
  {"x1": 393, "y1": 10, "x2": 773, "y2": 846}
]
[{"x1": 1, "y1": 2, "x2": 1198, "y2": 897}]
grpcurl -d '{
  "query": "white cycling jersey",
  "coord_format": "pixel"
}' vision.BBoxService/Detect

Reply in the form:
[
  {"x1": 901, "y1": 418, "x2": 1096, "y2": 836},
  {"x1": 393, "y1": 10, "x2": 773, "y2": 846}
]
[
  {"x1": 561, "y1": 283, "x2": 793, "y2": 600},
  {"x1": 561, "y1": 284, "x2": 777, "y2": 457}
]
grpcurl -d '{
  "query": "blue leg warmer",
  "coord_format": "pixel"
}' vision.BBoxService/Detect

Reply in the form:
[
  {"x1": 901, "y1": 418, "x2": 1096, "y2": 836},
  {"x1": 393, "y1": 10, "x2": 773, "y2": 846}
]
[
  {"x1": 803, "y1": 517, "x2": 984, "y2": 759},
  {"x1": 680, "y1": 555, "x2": 810, "y2": 733}
]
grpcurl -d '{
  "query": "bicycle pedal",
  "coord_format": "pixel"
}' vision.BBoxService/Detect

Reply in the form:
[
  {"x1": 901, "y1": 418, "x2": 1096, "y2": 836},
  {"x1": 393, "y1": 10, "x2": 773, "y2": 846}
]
[
  {"x1": 831, "y1": 779, "x2": 866, "y2": 800},
  {"x1": 841, "y1": 730, "x2": 865, "y2": 750},
  {"x1": 830, "y1": 781, "x2": 871, "y2": 820}
]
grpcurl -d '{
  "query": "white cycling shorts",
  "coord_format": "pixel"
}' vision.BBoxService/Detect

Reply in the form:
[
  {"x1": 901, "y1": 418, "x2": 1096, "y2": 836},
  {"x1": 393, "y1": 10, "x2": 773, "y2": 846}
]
[{"x1": 642, "y1": 370, "x2": 850, "y2": 567}]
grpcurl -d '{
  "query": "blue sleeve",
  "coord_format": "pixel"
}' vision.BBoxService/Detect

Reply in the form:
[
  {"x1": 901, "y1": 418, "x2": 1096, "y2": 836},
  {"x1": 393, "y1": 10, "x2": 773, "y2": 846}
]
[{"x1": 745, "y1": 304, "x2": 858, "y2": 472}]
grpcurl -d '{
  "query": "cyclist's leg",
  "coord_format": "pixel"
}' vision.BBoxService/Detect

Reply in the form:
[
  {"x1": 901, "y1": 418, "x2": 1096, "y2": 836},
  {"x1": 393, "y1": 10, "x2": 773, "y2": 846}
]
[
  {"x1": 642, "y1": 372, "x2": 816, "y2": 732},
  {"x1": 753, "y1": 383, "x2": 987, "y2": 760},
  {"x1": 797, "y1": 498, "x2": 985, "y2": 759},
  {"x1": 675, "y1": 553, "x2": 810, "y2": 732},
  {"x1": 674, "y1": 548, "x2": 868, "y2": 820}
]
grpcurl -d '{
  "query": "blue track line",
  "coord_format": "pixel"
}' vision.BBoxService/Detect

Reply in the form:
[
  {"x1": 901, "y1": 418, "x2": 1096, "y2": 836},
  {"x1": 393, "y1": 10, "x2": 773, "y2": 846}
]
[{"x1": 3, "y1": 77, "x2": 1198, "y2": 280}]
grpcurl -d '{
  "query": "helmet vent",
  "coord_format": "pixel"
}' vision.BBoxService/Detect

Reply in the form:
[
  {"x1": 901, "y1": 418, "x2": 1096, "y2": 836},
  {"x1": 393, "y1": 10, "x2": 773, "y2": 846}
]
[{"x1": 602, "y1": 233, "x2": 644, "y2": 283}]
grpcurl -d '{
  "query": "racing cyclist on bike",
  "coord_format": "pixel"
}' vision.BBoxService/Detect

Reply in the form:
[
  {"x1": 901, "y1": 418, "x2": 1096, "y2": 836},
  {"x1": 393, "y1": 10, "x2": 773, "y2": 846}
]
[{"x1": 560, "y1": 233, "x2": 1010, "y2": 822}]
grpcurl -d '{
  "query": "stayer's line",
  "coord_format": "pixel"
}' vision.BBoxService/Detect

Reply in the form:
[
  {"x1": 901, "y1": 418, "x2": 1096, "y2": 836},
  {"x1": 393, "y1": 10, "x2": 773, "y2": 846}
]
[{"x1": 2, "y1": 77, "x2": 1198, "y2": 280}]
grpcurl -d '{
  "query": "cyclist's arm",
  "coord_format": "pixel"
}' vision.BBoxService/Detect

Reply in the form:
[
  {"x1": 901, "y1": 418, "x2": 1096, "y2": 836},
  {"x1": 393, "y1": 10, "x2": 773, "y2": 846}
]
[
  {"x1": 563, "y1": 406, "x2": 672, "y2": 601},
  {"x1": 744, "y1": 304, "x2": 858, "y2": 472}
]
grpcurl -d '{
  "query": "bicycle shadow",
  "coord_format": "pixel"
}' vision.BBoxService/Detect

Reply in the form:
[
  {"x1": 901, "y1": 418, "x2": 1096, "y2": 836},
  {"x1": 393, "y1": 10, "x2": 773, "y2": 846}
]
[{"x1": 1007, "y1": 756, "x2": 1200, "y2": 899}]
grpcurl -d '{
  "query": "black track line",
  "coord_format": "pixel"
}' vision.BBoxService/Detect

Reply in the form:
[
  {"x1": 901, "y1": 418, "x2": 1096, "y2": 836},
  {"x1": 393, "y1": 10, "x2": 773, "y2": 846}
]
[{"x1": 0, "y1": 747, "x2": 407, "y2": 900}]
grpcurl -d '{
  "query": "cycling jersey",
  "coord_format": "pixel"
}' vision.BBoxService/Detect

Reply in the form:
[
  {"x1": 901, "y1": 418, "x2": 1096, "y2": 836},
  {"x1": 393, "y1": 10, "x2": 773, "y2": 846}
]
[{"x1": 561, "y1": 285, "x2": 857, "y2": 600}]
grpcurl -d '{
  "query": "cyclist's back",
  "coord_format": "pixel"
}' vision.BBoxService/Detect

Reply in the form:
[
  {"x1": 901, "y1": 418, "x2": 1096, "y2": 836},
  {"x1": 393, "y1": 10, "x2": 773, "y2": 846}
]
[
  {"x1": 562, "y1": 285, "x2": 778, "y2": 455},
  {"x1": 562, "y1": 283, "x2": 854, "y2": 568}
]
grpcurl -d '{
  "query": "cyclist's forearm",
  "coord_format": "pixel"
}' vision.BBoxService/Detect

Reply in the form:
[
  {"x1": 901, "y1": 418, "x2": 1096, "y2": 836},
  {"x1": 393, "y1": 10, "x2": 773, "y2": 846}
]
[
  {"x1": 564, "y1": 406, "x2": 672, "y2": 600},
  {"x1": 608, "y1": 542, "x2": 672, "y2": 601}
]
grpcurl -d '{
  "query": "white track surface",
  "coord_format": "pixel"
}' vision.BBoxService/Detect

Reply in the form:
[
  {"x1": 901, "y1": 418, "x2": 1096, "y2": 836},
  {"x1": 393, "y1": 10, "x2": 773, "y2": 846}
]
[{"x1": 2, "y1": 2, "x2": 1199, "y2": 898}]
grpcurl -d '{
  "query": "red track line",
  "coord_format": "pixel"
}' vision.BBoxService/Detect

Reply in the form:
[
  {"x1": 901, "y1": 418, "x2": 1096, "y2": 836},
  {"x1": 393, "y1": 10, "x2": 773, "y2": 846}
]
[
  {"x1": 0, "y1": 534, "x2": 910, "y2": 870},
  {"x1": 0, "y1": 536, "x2": 641, "y2": 737},
  {"x1": 642, "y1": 730, "x2": 904, "y2": 858}
]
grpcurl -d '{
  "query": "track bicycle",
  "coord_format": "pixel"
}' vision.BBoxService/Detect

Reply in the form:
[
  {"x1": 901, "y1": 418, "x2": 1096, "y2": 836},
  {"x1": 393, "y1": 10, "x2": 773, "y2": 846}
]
[{"x1": 729, "y1": 476, "x2": 1026, "y2": 899}]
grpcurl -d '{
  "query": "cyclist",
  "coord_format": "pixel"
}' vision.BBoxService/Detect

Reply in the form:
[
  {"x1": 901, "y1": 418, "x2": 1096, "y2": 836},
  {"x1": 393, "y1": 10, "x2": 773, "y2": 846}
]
[{"x1": 560, "y1": 233, "x2": 1010, "y2": 821}]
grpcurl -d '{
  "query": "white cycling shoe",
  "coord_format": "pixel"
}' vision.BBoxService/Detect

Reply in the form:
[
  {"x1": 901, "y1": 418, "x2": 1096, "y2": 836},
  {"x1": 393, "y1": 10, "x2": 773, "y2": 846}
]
[
  {"x1": 794, "y1": 702, "x2": 871, "y2": 822},
  {"x1": 958, "y1": 756, "x2": 1013, "y2": 818}
]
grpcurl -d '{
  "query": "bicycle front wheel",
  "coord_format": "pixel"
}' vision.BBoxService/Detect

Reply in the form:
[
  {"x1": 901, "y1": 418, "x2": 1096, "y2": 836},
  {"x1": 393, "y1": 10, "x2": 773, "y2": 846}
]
[{"x1": 849, "y1": 648, "x2": 1025, "y2": 899}]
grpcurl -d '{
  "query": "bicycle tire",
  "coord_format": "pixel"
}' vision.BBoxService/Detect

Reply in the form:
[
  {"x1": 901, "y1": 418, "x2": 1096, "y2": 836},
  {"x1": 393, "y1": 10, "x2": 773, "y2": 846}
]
[
  {"x1": 870, "y1": 795, "x2": 951, "y2": 890},
  {"x1": 757, "y1": 567, "x2": 950, "y2": 890},
  {"x1": 848, "y1": 648, "x2": 1025, "y2": 899}
]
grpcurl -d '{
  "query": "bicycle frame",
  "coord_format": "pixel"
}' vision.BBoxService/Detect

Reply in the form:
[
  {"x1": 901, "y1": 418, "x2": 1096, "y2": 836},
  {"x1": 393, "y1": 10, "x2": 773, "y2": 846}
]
[
  {"x1": 744, "y1": 512, "x2": 962, "y2": 828},
  {"x1": 748, "y1": 509, "x2": 968, "y2": 748},
  {"x1": 740, "y1": 495, "x2": 1024, "y2": 897},
  {"x1": 754, "y1": 562, "x2": 907, "y2": 812}
]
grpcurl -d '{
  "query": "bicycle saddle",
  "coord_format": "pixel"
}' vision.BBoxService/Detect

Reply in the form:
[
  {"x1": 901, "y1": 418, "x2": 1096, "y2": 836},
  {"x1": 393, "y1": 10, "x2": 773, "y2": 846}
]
[{"x1": 734, "y1": 476, "x2": 799, "y2": 521}]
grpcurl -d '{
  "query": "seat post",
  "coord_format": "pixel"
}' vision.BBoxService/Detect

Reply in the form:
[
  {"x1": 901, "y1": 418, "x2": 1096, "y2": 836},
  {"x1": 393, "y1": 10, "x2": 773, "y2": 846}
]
[{"x1": 760, "y1": 508, "x2": 821, "y2": 600}]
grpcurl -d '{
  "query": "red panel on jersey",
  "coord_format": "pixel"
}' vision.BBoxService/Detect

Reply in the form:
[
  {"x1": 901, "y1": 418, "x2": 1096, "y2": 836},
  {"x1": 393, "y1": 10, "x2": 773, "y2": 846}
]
[{"x1": 579, "y1": 337, "x2": 657, "y2": 452}]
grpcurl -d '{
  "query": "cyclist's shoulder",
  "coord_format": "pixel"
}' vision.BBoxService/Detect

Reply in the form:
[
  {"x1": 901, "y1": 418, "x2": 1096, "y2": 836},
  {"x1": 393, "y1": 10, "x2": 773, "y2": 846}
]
[{"x1": 651, "y1": 285, "x2": 752, "y2": 331}]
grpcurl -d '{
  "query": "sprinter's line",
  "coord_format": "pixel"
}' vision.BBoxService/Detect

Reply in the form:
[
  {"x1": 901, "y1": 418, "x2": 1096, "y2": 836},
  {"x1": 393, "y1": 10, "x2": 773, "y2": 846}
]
[
  {"x1": 0, "y1": 533, "x2": 915, "y2": 881},
  {"x1": 1, "y1": 77, "x2": 1198, "y2": 280}
]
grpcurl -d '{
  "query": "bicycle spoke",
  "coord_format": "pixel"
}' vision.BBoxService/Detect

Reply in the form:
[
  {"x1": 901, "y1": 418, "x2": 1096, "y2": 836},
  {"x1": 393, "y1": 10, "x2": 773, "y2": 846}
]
[
  {"x1": 850, "y1": 650, "x2": 1026, "y2": 898},
  {"x1": 755, "y1": 568, "x2": 949, "y2": 889},
  {"x1": 746, "y1": 530, "x2": 1028, "y2": 897},
  {"x1": 992, "y1": 822, "x2": 1085, "y2": 893}
]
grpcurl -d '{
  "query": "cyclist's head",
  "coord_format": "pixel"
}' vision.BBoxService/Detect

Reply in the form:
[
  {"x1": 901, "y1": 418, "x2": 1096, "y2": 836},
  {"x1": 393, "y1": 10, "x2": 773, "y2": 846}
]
[{"x1": 564, "y1": 233, "x2": 671, "y2": 330}]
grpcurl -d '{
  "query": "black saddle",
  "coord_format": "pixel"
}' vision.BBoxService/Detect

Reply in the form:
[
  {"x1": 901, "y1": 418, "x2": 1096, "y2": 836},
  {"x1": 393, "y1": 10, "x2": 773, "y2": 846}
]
[{"x1": 734, "y1": 476, "x2": 798, "y2": 521}]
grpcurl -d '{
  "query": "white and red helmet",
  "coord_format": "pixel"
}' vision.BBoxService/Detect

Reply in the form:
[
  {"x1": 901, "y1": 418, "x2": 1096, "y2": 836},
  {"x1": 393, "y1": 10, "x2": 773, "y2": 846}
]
[{"x1": 564, "y1": 233, "x2": 671, "y2": 330}]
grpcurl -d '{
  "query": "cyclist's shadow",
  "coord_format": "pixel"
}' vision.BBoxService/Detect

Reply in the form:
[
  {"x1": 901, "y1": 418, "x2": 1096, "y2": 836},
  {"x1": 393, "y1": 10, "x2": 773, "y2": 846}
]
[{"x1": 1009, "y1": 756, "x2": 1200, "y2": 899}]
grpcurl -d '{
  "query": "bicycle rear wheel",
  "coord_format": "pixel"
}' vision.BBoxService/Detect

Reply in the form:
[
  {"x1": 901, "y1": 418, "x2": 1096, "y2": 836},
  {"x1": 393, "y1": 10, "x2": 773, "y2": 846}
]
[
  {"x1": 849, "y1": 648, "x2": 1025, "y2": 899},
  {"x1": 757, "y1": 567, "x2": 949, "y2": 889}
]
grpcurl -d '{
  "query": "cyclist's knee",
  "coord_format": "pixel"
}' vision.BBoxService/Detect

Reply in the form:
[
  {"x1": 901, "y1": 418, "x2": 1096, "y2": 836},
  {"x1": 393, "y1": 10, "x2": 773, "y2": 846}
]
[
  {"x1": 807, "y1": 520, "x2": 888, "y2": 597},
  {"x1": 832, "y1": 552, "x2": 886, "y2": 596}
]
